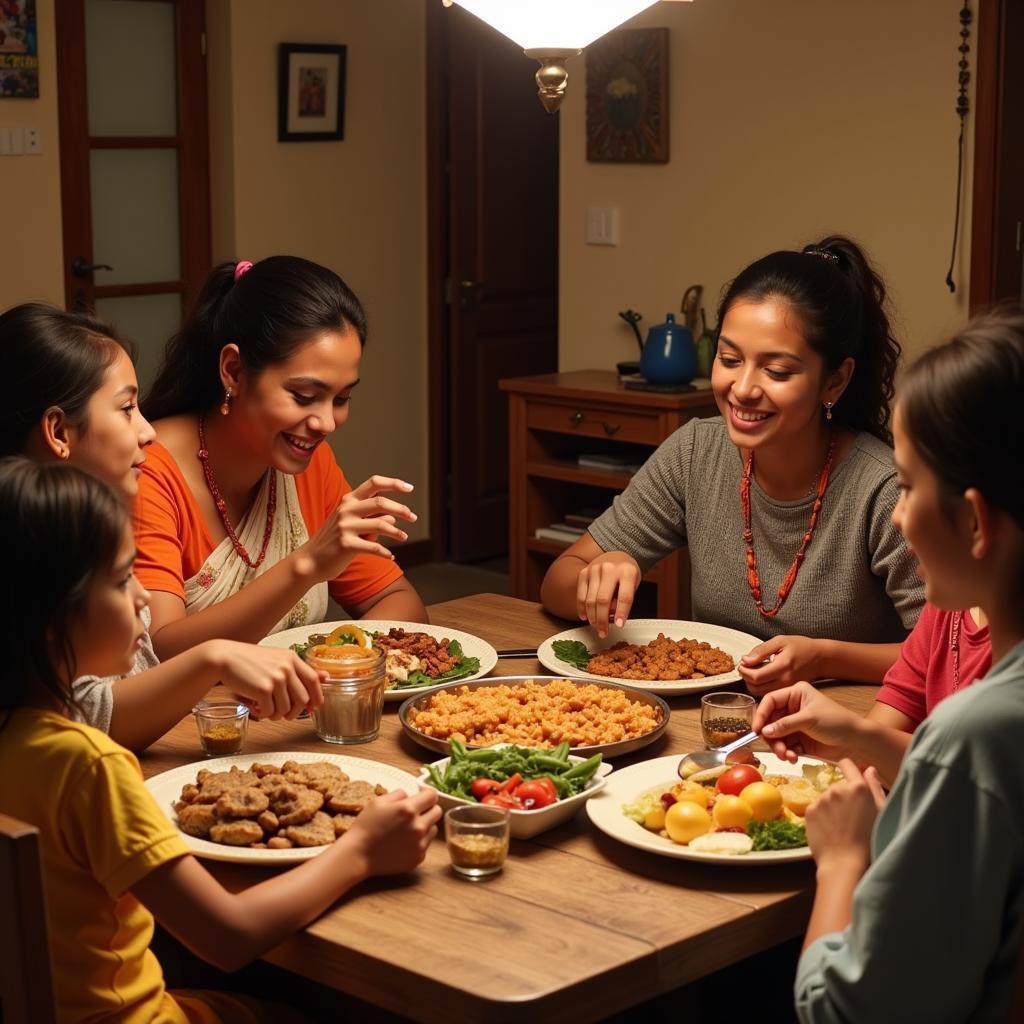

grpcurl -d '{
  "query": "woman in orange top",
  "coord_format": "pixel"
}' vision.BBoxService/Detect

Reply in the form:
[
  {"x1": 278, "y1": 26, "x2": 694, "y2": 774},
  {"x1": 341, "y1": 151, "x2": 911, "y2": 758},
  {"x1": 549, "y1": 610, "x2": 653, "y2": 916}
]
[{"x1": 136, "y1": 256, "x2": 426, "y2": 660}]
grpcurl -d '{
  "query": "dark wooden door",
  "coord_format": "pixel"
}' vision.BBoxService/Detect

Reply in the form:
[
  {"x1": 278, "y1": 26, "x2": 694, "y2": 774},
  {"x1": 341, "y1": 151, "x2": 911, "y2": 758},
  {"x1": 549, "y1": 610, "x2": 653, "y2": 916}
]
[
  {"x1": 970, "y1": 0, "x2": 1024, "y2": 307},
  {"x1": 435, "y1": 6, "x2": 559, "y2": 563},
  {"x1": 55, "y1": 0, "x2": 210, "y2": 391}
]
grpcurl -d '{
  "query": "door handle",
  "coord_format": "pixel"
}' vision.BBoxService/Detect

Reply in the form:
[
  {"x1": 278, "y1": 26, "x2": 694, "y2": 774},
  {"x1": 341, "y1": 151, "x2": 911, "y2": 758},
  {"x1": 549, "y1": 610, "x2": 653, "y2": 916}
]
[
  {"x1": 459, "y1": 279, "x2": 482, "y2": 308},
  {"x1": 71, "y1": 257, "x2": 114, "y2": 277}
]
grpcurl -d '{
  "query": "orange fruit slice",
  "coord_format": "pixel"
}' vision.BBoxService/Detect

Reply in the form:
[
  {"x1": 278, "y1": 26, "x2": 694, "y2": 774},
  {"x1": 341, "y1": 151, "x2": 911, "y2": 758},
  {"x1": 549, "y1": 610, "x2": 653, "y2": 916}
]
[{"x1": 324, "y1": 623, "x2": 371, "y2": 648}]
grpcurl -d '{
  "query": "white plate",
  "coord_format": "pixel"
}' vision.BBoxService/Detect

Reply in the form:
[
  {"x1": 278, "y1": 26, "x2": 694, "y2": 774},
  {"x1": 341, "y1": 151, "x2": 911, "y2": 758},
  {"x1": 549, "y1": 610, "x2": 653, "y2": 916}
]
[
  {"x1": 418, "y1": 745, "x2": 614, "y2": 839},
  {"x1": 145, "y1": 751, "x2": 421, "y2": 865},
  {"x1": 537, "y1": 619, "x2": 763, "y2": 696},
  {"x1": 586, "y1": 752, "x2": 819, "y2": 865},
  {"x1": 260, "y1": 620, "x2": 499, "y2": 701}
]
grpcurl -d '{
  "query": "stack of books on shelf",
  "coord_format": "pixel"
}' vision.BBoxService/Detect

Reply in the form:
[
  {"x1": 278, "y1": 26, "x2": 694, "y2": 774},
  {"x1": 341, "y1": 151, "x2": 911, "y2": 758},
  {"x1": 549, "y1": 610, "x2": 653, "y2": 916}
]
[
  {"x1": 576, "y1": 452, "x2": 645, "y2": 474},
  {"x1": 534, "y1": 508, "x2": 600, "y2": 545}
]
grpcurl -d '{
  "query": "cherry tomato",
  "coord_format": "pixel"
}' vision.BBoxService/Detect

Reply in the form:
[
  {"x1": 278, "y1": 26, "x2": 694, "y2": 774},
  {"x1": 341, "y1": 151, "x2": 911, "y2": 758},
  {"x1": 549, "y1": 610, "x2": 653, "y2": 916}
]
[
  {"x1": 470, "y1": 778, "x2": 501, "y2": 800},
  {"x1": 514, "y1": 779, "x2": 557, "y2": 809},
  {"x1": 715, "y1": 764, "x2": 763, "y2": 796}
]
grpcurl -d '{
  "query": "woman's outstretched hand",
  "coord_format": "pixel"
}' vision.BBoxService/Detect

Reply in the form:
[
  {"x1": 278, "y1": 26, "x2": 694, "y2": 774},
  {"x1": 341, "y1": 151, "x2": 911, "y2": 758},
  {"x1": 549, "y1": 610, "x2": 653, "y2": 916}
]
[
  {"x1": 575, "y1": 551, "x2": 643, "y2": 638},
  {"x1": 301, "y1": 475, "x2": 417, "y2": 580}
]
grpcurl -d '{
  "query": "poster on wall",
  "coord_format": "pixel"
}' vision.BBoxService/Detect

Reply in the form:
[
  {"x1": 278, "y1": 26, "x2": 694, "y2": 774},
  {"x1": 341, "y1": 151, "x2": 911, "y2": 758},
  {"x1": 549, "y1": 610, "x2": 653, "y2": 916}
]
[{"x1": 0, "y1": 0, "x2": 38, "y2": 98}]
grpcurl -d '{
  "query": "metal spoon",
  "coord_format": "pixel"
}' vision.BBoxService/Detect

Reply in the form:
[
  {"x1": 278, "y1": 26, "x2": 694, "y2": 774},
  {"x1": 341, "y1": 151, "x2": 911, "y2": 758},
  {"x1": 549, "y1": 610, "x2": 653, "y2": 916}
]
[{"x1": 677, "y1": 730, "x2": 759, "y2": 780}]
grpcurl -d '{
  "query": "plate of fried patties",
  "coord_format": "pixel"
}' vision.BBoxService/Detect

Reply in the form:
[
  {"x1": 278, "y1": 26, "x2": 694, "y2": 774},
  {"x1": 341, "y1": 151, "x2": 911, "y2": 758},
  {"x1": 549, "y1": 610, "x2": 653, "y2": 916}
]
[{"x1": 145, "y1": 751, "x2": 421, "y2": 864}]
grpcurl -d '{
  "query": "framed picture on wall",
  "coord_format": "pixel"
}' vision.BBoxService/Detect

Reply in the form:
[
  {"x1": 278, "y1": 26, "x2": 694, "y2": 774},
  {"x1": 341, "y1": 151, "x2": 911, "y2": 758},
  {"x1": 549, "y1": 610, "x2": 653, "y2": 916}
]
[
  {"x1": 278, "y1": 43, "x2": 346, "y2": 142},
  {"x1": 585, "y1": 27, "x2": 668, "y2": 163}
]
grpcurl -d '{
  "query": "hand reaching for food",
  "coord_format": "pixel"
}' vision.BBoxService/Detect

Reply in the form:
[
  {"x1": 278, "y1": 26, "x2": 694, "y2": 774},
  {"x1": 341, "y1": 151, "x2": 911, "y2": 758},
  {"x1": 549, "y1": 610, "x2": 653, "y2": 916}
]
[
  {"x1": 207, "y1": 640, "x2": 325, "y2": 720},
  {"x1": 738, "y1": 634, "x2": 823, "y2": 694},
  {"x1": 342, "y1": 787, "x2": 441, "y2": 876},
  {"x1": 753, "y1": 681, "x2": 860, "y2": 764},
  {"x1": 575, "y1": 551, "x2": 642, "y2": 638},
  {"x1": 300, "y1": 475, "x2": 417, "y2": 580}
]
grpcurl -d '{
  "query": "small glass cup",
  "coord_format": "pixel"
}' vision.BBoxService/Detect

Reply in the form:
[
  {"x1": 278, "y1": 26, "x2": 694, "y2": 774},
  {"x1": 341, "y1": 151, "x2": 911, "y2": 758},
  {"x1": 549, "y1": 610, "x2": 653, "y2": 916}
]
[
  {"x1": 193, "y1": 700, "x2": 250, "y2": 756},
  {"x1": 445, "y1": 804, "x2": 510, "y2": 880},
  {"x1": 304, "y1": 644, "x2": 386, "y2": 744},
  {"x1": 700, "y1": 691, "x2": 755, "y2": 749}
]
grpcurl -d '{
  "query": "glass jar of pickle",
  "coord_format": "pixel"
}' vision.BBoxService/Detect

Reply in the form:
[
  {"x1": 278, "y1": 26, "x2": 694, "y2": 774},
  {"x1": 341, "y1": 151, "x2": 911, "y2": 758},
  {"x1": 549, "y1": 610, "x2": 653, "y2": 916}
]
[{"x1": 304, "y1": 643, "x2": 386, "y2": 744}]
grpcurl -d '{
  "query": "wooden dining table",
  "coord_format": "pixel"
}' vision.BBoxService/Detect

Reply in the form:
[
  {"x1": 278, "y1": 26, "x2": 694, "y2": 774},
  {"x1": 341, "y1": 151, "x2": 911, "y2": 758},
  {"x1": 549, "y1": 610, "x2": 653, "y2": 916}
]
[{"x1": 140, "y1": 593, "x2": 876, "y2": 1023}]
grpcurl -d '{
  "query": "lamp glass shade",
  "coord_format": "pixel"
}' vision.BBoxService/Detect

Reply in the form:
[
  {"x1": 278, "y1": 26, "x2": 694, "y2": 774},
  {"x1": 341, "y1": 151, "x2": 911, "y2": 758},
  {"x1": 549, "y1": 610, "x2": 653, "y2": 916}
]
[{"x1": 451, "y1": 0, "x2": 660, "y2": 50}]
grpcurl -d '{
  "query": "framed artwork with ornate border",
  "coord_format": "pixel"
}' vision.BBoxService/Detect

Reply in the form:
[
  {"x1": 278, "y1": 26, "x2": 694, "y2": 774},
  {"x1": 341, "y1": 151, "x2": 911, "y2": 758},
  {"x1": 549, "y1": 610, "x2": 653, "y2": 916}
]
[
  {"x1": 278, "y1": 42, "x2": 346, "y2": 142},
  {"x1": 585, "y1": 27, "x2": 669, "y2": 163}
]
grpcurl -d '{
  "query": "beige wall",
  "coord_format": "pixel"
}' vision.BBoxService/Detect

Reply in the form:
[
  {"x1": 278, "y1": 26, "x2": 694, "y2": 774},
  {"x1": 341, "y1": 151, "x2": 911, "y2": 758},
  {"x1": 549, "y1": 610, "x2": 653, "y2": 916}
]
[
  {"x1": 207, "y1": 0, "x2": 430, "y2": 542},
  {"x1": 558, "y1": 0, "x2": 975, "y2": 372},
  {"x1": 3, "y1": 0, "x2": 979, "y2": 548},
  {"x1": 0, "y1": 0, "x2": 63, "y2": 308}
]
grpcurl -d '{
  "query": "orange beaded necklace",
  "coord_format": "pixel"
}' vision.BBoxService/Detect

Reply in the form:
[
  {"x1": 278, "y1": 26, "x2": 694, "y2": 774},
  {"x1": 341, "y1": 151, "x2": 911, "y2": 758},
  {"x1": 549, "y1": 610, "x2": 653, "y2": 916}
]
[
  {"x1": 740, "y1": 431, "x2": 837, "y2": 619},
  {"x1": 197, "y1": 415, "x2": 277, "y2": 570}
]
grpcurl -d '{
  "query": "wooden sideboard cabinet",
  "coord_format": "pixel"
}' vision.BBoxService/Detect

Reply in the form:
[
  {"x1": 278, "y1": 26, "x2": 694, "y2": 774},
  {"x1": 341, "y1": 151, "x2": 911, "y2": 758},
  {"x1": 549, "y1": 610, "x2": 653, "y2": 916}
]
[{"x1": 499, "y1": 370, "x2": 719, "y2": 618}]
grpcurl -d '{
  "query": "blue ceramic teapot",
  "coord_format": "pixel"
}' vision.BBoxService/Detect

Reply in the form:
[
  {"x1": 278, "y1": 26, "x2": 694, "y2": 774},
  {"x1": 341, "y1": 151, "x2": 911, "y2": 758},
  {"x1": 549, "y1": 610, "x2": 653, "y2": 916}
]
[{"x1": 640, "y1": 313, "x2": 697, "y2": 386}]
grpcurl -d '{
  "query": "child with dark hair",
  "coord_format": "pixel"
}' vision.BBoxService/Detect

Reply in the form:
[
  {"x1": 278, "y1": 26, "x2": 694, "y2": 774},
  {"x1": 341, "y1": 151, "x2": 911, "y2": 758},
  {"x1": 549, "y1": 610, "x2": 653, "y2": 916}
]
[
  {"x1": 0, "y1": 302, "x2": 324, "y2": 750},
  {"x1": 0, "y1": 457, "x2": 440, "y2": 1023},
  {"x1": 136, "y1": 256, "x2": 426, "y2": 661},
  {"x1": 758, "y1": 308, "x2": 1024, "y2": 1021},
  {"x1": 541, "y1": 236, "x2": 922, "y2": 692}
]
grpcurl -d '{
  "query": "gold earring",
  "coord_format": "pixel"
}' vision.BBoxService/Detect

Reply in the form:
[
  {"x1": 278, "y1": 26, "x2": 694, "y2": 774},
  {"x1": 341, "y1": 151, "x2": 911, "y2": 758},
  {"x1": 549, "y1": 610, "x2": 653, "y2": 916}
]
[
  {"x1": 220, "y1": 389, "x2": 233, "y2": 416},
  {"x1": 824, "y1": 401, "x2": 834, "y2": 422}
]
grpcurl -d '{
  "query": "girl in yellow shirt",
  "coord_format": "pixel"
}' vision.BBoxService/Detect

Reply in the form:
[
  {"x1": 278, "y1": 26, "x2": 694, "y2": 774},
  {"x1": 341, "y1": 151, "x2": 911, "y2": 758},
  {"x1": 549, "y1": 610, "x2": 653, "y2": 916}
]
[{"x1": 0, "y1": 458, "x2": 441, "y2": 1022}]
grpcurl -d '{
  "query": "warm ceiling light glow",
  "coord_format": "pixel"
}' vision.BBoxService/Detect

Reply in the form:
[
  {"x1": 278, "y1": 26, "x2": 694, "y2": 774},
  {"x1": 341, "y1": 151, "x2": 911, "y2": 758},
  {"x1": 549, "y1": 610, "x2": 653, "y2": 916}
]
[
  {"x1": 449, "y1": 1, "x2": 662, "y2": 51},
  {"x1": 444, "y1": 0, "x2": 692, "y2": 112}
]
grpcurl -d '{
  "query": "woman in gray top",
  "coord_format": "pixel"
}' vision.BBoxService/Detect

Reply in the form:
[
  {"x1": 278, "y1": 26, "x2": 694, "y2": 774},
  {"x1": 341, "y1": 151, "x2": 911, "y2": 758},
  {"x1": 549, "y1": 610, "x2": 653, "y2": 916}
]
[
  {"x1": 0, "y1": 303, "x2": 325, "y2": 750},
  {"x1": 541, "y1": 236, "x2": 923, "y2": 692}
]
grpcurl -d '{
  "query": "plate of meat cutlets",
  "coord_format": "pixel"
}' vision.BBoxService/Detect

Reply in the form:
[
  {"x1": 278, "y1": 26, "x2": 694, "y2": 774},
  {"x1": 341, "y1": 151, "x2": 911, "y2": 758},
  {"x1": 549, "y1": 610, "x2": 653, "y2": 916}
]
[
  {"x1": 145, "y1": 752, "x2": 421, "y2": 864},
  {"x1": 537, "y1": 619, "x2": 763, "y2": 696}
]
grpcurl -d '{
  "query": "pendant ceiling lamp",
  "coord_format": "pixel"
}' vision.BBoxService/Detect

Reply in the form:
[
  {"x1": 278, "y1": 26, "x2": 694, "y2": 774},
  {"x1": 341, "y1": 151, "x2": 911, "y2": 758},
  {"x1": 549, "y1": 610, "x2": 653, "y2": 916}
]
[{"x1": 442, "y1": 1, "x2": 690, "y2": 112}]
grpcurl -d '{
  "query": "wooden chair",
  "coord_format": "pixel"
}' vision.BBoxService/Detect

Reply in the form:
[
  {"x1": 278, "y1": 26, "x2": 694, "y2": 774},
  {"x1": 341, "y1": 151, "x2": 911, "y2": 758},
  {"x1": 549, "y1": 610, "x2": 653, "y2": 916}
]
[{"x1": 0, "y1": 813, "x2": 56, "y2": 1024}]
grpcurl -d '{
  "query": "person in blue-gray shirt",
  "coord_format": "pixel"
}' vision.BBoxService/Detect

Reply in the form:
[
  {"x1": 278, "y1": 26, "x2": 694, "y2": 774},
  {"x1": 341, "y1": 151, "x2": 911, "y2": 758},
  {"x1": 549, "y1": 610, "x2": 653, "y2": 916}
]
[{"x1": 756, "y1": 308, "x2": 1024, "y2": 1023}]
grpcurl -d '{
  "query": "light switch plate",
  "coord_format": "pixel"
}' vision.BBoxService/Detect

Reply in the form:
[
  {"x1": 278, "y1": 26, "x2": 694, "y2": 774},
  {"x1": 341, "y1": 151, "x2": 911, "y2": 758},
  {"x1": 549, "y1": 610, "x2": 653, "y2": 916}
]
[{"x1": 586, "y1": 207, "x2": 620, "y2": 246}]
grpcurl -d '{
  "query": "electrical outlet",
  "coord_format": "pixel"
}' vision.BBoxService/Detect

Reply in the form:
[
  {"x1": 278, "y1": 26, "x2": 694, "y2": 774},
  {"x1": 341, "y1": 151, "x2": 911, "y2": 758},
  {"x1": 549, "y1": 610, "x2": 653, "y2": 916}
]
[{"x1": 24, "y1": 127, "x2": 41, "y2": 154}]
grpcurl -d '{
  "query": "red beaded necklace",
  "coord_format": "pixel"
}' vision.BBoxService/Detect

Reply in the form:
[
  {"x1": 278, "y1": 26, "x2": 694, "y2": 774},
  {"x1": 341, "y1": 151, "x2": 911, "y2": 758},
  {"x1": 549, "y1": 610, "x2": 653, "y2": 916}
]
[
  {"x1": 740, "y1": 431, "x2": 837, "y2": 619},
  {"x1": 197, "y1": 415, "x2": 277, "y2": 570}
]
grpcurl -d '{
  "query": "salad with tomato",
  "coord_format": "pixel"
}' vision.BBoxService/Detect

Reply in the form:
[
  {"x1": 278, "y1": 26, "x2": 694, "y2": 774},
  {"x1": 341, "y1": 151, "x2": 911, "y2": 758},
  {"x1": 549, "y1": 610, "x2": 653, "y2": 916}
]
[{"x1": 424, "y1": 740, "x2": 603, "y2": 811}]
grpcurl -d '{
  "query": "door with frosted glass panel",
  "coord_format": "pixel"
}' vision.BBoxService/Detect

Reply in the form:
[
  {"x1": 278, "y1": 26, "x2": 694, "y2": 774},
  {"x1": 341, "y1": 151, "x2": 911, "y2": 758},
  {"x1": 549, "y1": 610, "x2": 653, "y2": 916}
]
[{"x1": 56, "y1": 0, "x2": 210, "y2": 392}]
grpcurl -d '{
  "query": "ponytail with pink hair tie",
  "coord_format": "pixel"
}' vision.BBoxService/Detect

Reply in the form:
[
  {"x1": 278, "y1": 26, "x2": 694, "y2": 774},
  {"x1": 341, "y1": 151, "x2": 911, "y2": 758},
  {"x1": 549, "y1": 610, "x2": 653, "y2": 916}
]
[{"x1": 233, "y1": 260, "x2": 254, "y2": 282}]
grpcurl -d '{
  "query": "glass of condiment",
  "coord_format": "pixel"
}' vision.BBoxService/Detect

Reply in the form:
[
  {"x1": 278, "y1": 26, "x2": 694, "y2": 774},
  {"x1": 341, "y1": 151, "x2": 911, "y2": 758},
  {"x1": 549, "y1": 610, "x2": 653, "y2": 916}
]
[
  {"x1": 445, "y1": 804, "x2": 510, "y2": 880},
  {"x1": 304, "y1": 644, "x2": 387, "y2": 744},
  {"x1": 700, "y1": 691, "x2": 755, "y2": 749},
  {"x1": 193, "y1": 700, "x2": 250, "y2": 756}
]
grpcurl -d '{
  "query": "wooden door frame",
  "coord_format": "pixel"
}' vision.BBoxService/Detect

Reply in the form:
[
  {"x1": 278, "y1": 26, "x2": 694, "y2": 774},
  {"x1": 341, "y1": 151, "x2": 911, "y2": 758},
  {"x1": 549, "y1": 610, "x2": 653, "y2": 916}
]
[
  {"x1": 969, "y1": 0, "x2": 1019, "y2": 309},
  {"x1": 55, "y1": 0, "x2": 211, "y2": 314},
  {"x1": 425, "y1": 0, "x2": 450, "y2": 563}
]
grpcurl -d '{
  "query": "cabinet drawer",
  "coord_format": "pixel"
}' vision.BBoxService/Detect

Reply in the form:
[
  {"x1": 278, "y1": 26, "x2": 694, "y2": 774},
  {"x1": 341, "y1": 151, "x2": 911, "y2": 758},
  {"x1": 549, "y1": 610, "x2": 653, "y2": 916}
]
[{"x1": 526, "y1": 400, "x2": 661, "y2": 444}]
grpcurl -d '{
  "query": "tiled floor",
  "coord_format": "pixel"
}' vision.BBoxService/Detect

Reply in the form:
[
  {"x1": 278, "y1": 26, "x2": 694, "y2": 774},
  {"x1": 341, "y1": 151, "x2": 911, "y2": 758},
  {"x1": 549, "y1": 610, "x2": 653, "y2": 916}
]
[{"x1": 404, "y1": 559, "x2": 509, "y2": 606}]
